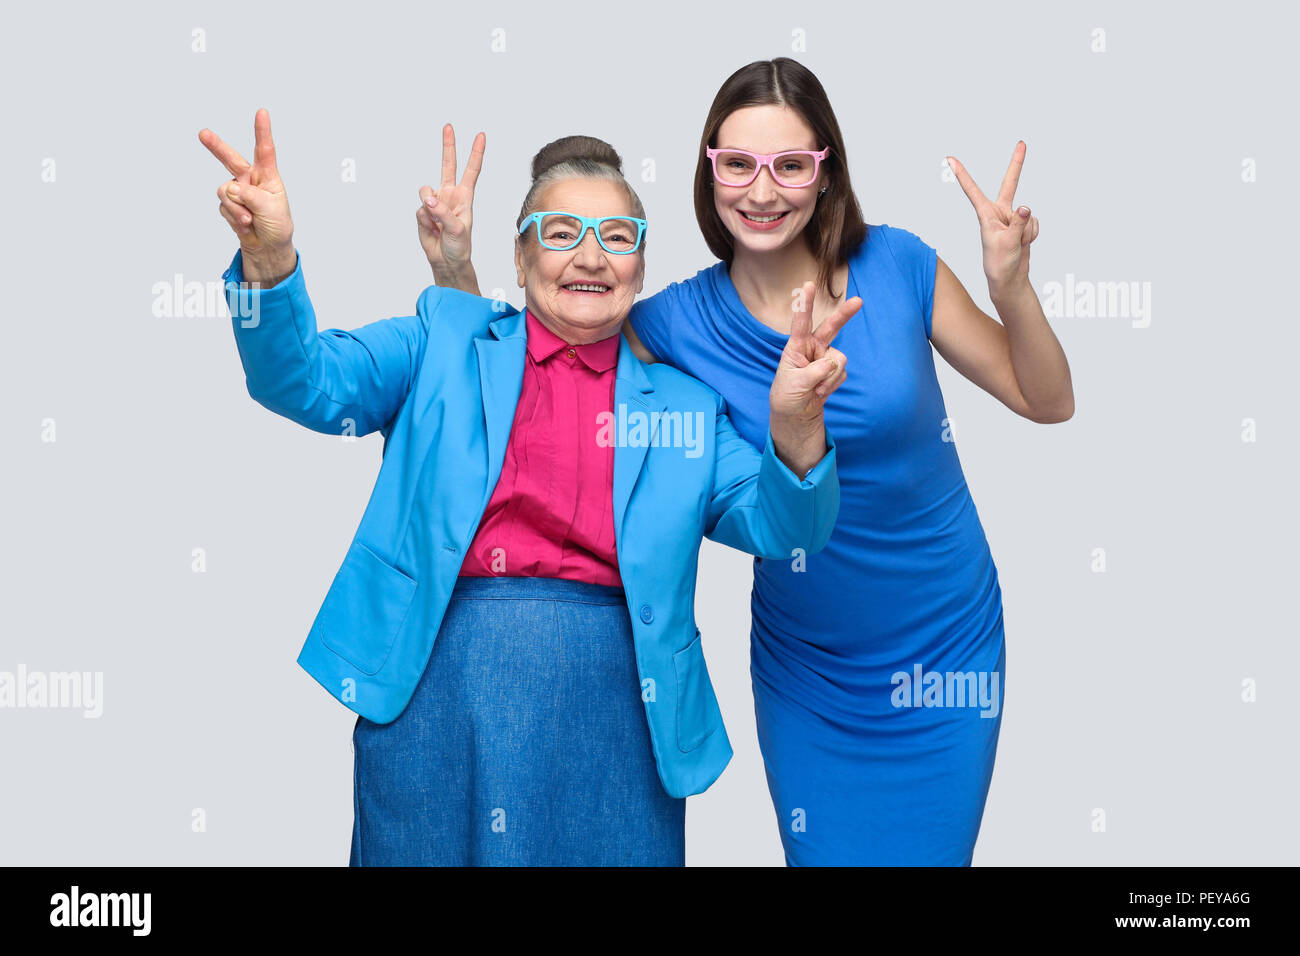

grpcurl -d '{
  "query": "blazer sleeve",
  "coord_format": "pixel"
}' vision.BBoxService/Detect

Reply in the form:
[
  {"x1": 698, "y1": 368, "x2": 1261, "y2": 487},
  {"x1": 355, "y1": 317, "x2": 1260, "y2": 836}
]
[
  {"x1": 222, "y1": 247, "x2": 429, "y2": 436},
  {"x1": 703, "y1": 394, "x2": 840, "y2": 559}
]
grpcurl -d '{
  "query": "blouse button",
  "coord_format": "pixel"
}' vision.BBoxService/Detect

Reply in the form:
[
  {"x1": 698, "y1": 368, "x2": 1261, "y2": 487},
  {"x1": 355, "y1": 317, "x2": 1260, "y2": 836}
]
[
  {"x1": 639, "y1": 605, "x2": 654, "y2": 624},
  {"x1": 566, "y1": 347, "x2": 576, "y2": 358}
]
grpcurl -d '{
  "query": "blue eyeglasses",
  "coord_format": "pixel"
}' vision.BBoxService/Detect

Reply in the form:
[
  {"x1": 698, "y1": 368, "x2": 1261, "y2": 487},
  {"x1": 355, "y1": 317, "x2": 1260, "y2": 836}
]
[{"x1": 518, "y1": 211, "x2": 647, "y2": 255}]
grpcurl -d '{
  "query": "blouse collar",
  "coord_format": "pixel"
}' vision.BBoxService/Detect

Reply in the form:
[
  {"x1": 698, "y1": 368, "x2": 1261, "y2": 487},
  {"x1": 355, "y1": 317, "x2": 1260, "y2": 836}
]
[{"x1": 524, "y1": 308, "x2": 621, "y2": 372}]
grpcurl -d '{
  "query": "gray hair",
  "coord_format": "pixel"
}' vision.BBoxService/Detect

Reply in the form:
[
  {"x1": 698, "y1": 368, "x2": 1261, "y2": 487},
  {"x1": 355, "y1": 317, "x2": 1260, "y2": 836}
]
[{"x1": 516, "y1": 137, "x2": 647, "y2": 249}]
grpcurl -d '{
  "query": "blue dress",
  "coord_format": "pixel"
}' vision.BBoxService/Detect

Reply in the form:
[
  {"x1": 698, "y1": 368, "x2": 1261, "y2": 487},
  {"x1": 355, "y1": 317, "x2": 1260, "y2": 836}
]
[{"x1": 629, "y1": 224, "x2": 1006, "y2": 865}]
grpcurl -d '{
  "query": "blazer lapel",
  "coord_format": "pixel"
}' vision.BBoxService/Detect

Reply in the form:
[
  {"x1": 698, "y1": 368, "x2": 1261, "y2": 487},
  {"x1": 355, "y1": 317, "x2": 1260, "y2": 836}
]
[
  {"x1": 612, "y1": 333, "x2": 666, "y2": 548},
  {"x1": 473, "y1": 310, "x2": 528, "y2": 509}
]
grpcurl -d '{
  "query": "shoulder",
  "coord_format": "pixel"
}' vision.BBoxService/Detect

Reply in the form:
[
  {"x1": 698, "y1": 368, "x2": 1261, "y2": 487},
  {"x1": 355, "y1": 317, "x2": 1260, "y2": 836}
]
[
  {"x1": 628, "y1": 264, "x2": 727, "y2": 362},
  {"x1": 417, "y1": 285, "x2": 521, "y2": 339},
  {"x1": 868, "y1": 223, "x2": 939, "y2": 291},
  {"x1": 417, "y1": 283, "x2": 504, "y2": 320},
  {"x1": 643, "y1": 360, "x2": 725, "y2": 413},
  {"x1": 871, "y1": 222, "x2": 937, "y2": 268},
  {"x1": 630, "y1": 263, "x2": 721, "y2": 320}
]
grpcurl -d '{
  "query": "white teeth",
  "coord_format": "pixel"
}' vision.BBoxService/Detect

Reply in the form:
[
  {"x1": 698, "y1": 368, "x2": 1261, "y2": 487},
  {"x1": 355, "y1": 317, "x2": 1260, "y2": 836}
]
[
  {"x1": 743, "y1": 212, "x2": 785, "y2": 223},
  {"x1": 564, "y1": 284, "x2": 609, "y2": 292}
]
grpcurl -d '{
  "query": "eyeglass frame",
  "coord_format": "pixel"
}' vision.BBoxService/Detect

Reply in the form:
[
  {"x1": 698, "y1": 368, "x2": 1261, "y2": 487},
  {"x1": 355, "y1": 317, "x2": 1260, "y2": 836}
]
[
  {"x1": 705, "y1": 146, "x2": 831, "y2": 188},
  {"x1": 517, "y1": 211, "x2": 648, "y2": 255}
]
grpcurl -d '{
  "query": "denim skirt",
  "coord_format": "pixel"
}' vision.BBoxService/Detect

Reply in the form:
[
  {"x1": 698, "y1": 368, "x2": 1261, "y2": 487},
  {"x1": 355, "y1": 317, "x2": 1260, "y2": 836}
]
[{"x1": 349, "y1": 574, "x2": 686, "y2": 866}]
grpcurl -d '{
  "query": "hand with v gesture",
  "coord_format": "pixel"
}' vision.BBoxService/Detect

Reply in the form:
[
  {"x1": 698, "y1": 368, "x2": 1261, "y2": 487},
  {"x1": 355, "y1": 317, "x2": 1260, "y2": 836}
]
[
  {"x1": 946, "y1": 141, "x2": 1039, "y2": 299},
  {"x1": 768, "y1": 280, "x2": 861, "y2": 477},
  {"x1": 417, "y1": 124, "x2": 485, "y2": 287},
  {"x1": 198, "y1": 108, "x2": 296, "y2": 285}
]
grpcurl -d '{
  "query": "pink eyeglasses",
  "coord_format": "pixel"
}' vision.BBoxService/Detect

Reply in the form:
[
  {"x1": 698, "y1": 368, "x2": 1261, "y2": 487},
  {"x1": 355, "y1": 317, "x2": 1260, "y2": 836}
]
[{"x1": 706, "y1": 146, "x2": 830, "y2": 188}]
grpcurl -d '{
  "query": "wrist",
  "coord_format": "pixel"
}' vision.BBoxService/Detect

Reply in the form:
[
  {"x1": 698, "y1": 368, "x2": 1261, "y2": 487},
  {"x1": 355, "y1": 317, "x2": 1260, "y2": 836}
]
[
  {"x1": 769, "y1": 414, "x2": 828, "y2": 479},
  {"x1": 988, "y1": 275, "x2": 1034, "y2": 310},
  {"x1": 433, "y1": 259, "x2": 478, "y2": 289},
  {"x1": 241, "y1": 246, "x2": 297, "y2": 286},
  {"x1": 770, "y1": 408, "x2": 824, "y2": 438}
]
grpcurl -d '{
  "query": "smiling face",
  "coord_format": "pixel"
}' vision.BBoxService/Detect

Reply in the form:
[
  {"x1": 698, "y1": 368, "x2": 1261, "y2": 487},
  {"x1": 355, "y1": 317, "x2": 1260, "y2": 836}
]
[
  {"x1": 711, "y1": 104, "x2": 824, "y2": 255},
  {"x1": 515, "y1": 178, "x2": 645, "y2": 344}
]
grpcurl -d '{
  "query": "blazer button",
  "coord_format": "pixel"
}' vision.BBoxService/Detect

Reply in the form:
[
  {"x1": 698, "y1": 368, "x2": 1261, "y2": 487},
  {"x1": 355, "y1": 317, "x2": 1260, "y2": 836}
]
[{"x1": 639, "y1": 605, "x2": 654, "y2": 624}]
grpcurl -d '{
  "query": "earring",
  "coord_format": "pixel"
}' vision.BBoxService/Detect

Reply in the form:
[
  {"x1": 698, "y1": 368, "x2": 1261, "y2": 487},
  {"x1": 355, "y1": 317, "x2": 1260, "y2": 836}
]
[{"x1": 818, "y1": 186, "x2": 827, "y2": 195}]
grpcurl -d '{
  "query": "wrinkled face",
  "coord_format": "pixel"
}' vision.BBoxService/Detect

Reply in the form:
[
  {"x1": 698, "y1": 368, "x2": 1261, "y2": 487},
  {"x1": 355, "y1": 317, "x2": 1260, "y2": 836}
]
[
  {"x1": 711, "y1": 104, "x2": 825, "y2": 255},
  {"x1": 515, "y1": 178, "x2": 645, "y2": 344}
]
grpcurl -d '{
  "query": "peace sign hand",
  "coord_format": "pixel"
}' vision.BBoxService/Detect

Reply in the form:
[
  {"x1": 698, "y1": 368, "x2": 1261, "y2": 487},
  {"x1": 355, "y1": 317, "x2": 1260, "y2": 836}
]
[
  {"x1": 946, "y1": 141, "x2": 1040, "y2": 298},
  {"x1": 417, "y1": 124, "x2": 485, "y2": 275},
  {"x1": 198, "y1": 108, "x2": 295, "y2": 268},
  {"x1": 767, "y1": 281, "x2": 860, "y2": 476},
  {"x1": 770, "y1": 281, "x2": 860, "y2": 423}
]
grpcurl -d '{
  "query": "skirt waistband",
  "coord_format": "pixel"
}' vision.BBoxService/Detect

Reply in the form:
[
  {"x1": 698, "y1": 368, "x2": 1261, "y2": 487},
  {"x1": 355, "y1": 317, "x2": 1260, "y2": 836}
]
[{"x1": 451, "y1": 574, "x2": 626, "y2": 606}]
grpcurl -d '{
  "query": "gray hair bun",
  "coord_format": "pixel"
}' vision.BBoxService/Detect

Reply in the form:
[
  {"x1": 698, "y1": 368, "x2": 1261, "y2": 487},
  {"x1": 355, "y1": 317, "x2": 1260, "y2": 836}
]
[{"x1": 530, "y1": 136, "x2": 624, "y2": 180}]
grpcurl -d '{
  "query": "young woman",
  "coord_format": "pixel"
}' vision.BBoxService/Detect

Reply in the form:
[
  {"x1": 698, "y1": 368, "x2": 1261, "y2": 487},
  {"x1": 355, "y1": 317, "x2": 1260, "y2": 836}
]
[{"x1": 421, "y1": 58, "x2": 1073, "y2": 865}]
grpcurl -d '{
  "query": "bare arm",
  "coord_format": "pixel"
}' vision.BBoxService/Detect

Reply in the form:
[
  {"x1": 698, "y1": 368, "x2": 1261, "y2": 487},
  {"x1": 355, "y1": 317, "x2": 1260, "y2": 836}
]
[
  {"x1": 931, "y1": 257, "x2": 1074, "y2": 423},
  {"x1": 942, "y1": 141, "x2": 1074, "y2": 424}
]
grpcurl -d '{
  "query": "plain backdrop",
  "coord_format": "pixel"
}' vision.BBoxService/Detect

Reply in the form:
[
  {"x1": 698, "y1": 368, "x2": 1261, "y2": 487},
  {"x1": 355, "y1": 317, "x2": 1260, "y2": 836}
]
[{"x1": 1, "y1": 0, "x2": 1296, "y2": 865}]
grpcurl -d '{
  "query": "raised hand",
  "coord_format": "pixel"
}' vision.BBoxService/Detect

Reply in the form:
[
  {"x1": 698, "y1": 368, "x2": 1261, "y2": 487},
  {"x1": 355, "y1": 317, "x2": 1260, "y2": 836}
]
[
  {"x1": 198, "y1": 109, "x2": 295, "y2": 275},
  {"x1": 417, "y1": 124, "x2": 485, "y2": 277},
  {"x1": 770, "y1": 281, "x2": 859, "y2": 422},
  {"x1": 946, "y1": 141, "x2": 1039, "y2": 297},
  {"x1": 768, "y1": 281, "x2": 860, "y2": 476}
]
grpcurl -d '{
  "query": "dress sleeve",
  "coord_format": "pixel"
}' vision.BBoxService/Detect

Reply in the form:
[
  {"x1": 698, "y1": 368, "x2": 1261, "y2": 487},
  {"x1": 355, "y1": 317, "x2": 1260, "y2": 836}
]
[
  {"x1": 627, "y1": 284, "x2": 679, "y2": 364},
  {"x1": 878, "y1": 224, "x2": 939, "y2": 340}
]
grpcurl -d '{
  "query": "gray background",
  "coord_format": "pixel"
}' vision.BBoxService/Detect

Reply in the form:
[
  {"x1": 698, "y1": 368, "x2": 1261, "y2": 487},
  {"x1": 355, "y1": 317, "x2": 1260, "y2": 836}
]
[{"x1": 2, "y1": 0, "x2": 1295, "y2": 865}]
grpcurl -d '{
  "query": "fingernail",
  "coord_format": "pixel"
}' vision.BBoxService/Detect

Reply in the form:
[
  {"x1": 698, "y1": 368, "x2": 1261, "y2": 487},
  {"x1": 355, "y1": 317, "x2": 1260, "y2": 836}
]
[
  {"x1": 425, "y1": 196, "x2": 437, "y2": 207},
  {"x1": 1018, "y1": 206, "x2": 1030, "y2": 217},
  {"x1": 228, "y1": 185, "x2": 240, "y2": 196}
]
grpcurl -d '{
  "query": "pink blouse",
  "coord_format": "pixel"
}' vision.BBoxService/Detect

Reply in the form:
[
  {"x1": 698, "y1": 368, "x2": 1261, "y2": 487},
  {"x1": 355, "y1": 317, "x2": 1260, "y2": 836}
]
[{"x1": 458, "y1": 309, "x2": 623, "y2": 586}]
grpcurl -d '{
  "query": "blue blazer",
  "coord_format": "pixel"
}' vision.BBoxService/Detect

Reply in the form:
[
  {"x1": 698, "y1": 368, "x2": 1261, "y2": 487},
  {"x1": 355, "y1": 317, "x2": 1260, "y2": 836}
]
[{"x1": 221, "y1": 249, "x2": 839, "y2": 798}]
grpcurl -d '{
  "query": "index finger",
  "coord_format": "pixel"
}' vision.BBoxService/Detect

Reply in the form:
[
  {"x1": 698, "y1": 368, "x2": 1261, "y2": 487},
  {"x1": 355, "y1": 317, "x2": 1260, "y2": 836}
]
[
  {"x1": 813, "y1": 296, "x2": 863, "y2": 348},
  {"x1": 198, "y1": 128, "x2": 251, "y2": 178},
  {"x1": 441, "y1": 124, "x2": 458, "y2": 189},
  {"x1": 789, "y1": 281, "x2": 815, "y2": 343},
  {"x1": 995, "y1": 141, "x2": 1026, "y2": 208},
  {"x1": 946, "y1": 155, "x2": 991, "y2": 215},
  {"x1": 461, "y1": 131, "x2": 485, "y2": 191}
]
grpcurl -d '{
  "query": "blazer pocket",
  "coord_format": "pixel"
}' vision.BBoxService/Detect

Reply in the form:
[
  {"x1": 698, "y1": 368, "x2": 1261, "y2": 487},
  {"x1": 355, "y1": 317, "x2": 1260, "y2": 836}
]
[
  {"x1": 317, "y1": 540, "x2": 418, "y2": 676},
  {"x1": 673, "y1": 629, "x2": 718, "y2": 753}
]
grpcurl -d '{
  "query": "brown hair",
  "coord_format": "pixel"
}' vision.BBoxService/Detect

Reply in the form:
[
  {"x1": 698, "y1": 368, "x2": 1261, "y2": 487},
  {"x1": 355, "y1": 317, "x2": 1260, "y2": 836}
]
[
  {"x1": 517, "y1": 135, "x2": 646, "y2": 246},
  {"x1": 693, "y1": 58, "x2": 866, "y2": 299}
]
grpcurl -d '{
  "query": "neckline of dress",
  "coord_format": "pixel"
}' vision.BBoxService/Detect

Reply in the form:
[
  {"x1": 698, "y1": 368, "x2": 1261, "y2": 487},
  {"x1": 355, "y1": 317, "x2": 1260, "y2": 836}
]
[{"x1": 712, "y1": 231, "x2": 868, "y2": 347}]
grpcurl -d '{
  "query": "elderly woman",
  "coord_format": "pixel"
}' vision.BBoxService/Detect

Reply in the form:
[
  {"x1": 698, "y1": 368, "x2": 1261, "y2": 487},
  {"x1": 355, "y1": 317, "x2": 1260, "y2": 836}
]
[{"x1": 198, "y1": 109, "x2": 859, "y2": 866}]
